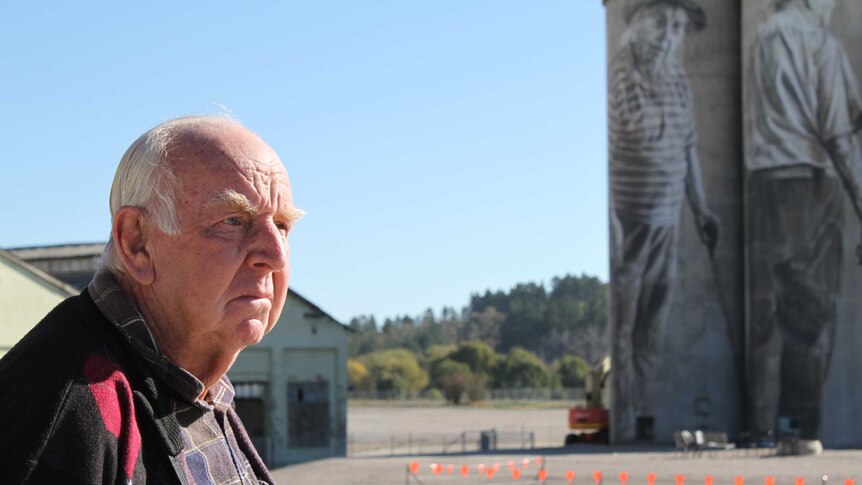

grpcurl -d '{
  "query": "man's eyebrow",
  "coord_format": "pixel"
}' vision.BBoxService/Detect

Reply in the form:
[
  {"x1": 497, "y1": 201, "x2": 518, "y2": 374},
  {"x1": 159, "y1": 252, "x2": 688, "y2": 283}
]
[
  {"x1": 204, "y1": 189, "x2": 259, "y2": 215},
  {"x1": 284, "y1": 206, "x2": 306, "y2": 225},
  {"x1": 205, "y1": 189, "x2": 306, "y2": 224}
]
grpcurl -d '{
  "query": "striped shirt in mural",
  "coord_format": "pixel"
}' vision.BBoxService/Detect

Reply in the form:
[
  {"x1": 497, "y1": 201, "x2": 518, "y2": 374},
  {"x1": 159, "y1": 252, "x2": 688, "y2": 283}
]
[
  {"x1": 89, "y1": 271, "x2": 270, "y2": 484},
  {"x1": 609, "y1": 46, "x2": 697, "y2": 226}
]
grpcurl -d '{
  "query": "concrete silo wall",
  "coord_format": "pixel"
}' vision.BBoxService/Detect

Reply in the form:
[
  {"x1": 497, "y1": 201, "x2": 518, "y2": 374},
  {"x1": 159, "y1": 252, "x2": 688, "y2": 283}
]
[
  {"x1": 606, "y1": 0, "x2": 862, "y2": 448},
  {"x1": 742, "y1": 0, "x2": 862, "y2": 448},
  {"x1": 605, "y1": 0, "x2": 744, "y2": 445}
]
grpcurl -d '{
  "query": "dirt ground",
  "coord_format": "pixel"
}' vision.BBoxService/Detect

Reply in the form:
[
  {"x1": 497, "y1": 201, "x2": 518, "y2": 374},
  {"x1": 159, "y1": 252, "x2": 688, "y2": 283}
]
[
  {"x1": 347, "y1": 404, "x2": 570, "y2": 454},
  {"x1": 271, "y1": 405, "x2": 862, "y2": 485}
]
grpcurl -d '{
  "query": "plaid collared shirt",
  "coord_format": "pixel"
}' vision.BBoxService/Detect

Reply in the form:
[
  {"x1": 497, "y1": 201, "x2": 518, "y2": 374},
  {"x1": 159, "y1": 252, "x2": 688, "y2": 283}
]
[{"x1": 89, "y1": 270, "x2": 267, "y2": 485}]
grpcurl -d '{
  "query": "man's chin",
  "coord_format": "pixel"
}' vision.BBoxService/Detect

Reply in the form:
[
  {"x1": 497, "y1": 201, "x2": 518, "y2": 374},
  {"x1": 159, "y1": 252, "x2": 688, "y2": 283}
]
[{"x1": 234, "y1": 319, "x2": 268, "y2": 346}]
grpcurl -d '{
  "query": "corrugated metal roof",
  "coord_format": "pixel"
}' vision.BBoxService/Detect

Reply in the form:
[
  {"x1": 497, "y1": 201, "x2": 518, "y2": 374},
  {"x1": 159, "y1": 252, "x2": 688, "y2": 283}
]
[{"x1": 8, "y1": 242, "x2": 106, "y2": 260}]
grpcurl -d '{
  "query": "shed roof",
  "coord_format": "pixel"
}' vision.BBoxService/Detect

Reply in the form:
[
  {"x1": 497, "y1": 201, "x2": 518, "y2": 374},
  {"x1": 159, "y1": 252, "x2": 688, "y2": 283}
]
[
  {"x1": 0, "y1": 249, "x2": 79, "y2": 296},
  {"x1": 8, "y1": 242, "x2": 106, "y2": 260},
  {"x1": 288, "y1": 288, "x2": 353, "y2": 333}
]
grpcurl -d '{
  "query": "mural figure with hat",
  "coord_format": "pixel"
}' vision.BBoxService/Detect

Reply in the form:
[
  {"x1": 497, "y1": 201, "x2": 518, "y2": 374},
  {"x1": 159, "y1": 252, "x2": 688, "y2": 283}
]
[
  {"x1": 746, "y1": 0, "x2": 862, "y2": 454},
  {"x1": 608, "y1": 0, "x2": 719, "y2": 441}
]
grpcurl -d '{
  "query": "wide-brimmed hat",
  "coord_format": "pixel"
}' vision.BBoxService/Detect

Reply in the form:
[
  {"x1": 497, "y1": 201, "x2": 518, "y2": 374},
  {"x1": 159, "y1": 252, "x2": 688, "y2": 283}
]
[{"x1": 626, "y1": 0, "x2": 707, "y2": 31}]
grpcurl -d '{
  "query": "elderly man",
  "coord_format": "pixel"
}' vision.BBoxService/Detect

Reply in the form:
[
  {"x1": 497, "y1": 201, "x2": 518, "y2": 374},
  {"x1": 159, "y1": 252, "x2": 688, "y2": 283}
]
[
  {"x1": 609, "y1": 0, "x2": 718, "y2": 441},
  {"x1": 747, "y1": 0, "x2": 862, "y2": 453},
  {"x1": 0, "y1": 116, "x2": 302, "y2": 482}
]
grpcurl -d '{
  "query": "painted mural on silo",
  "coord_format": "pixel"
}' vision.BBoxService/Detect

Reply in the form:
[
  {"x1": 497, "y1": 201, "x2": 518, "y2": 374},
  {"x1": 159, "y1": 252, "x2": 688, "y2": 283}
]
[
  {"x1": 743, "y1": 0, "x2": 862, "y2": 452},
  {"x1": 606, "y1": 0, "x2": 743, "y2": 443}
]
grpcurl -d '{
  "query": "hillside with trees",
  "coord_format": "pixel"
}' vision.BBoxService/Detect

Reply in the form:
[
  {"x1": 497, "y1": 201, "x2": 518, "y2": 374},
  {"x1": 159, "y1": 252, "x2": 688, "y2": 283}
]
[{"x1": 347, "y1": 274, "x2": 607, "y2": 403}]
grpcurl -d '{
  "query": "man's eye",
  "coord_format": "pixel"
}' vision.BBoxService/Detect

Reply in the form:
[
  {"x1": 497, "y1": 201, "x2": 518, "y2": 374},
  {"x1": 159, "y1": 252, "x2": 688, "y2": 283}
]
[
  {"x1": 275, "y1": 221, "x2": 290, "y2": 234},
  {"x1": 223, "y1": 216, "x2": 242, "y2": 226}
]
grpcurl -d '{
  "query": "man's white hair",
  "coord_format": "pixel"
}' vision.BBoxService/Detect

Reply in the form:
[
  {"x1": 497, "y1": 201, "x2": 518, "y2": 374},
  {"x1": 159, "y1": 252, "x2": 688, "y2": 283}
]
[{"x1": 98, "y1": 115, "x2": 245, "y2": 274}]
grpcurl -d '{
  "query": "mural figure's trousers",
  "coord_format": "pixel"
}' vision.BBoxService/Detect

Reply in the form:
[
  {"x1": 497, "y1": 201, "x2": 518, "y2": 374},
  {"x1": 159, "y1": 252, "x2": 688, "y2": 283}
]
[
  {"x1": 611, "y1": 217, "x2": 678, "y2": 440},
  {"x1": 747, "y1": 168, "x2": 841, "y2": 440}
]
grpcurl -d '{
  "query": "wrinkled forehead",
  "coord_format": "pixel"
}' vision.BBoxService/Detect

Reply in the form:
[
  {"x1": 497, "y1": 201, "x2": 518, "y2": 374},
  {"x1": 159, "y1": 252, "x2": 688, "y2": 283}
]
[
  {"x1": 170, "y1": 124, "x2": 285, "y2": 175},
  {"x1": 169, "y1": 124, "x2": 292, "y2": 199}
]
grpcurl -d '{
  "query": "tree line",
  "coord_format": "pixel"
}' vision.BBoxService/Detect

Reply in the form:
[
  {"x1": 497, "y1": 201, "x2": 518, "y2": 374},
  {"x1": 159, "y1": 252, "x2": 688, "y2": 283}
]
[{"x1": 347, "y1": 274, "x2": 608, "y2": 403}]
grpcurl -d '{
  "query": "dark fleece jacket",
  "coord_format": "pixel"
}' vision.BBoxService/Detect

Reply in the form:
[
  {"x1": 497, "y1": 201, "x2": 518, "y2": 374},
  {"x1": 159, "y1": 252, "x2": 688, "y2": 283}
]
[{"x1": 0, "y1": 290, "x2": 272, "y2": 484}]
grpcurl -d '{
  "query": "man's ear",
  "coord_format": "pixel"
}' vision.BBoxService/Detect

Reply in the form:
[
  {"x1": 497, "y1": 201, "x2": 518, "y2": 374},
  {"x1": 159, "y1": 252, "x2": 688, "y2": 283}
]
[{"x1": 113, "y1": 206, "x2": 155, "y2": 285}]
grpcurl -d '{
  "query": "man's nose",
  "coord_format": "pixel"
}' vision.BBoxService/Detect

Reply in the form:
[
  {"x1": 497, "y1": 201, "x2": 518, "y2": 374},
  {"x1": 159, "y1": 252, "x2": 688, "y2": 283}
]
[{"x1": 247, "y1": 220, "x2": 289, "y2": 272}]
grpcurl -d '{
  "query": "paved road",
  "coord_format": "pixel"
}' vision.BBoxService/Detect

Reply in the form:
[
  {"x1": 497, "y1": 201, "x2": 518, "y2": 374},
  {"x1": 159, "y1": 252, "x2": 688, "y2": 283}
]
[
  {"x1": 271, "y1": 448, "x2": 862, "y2": 485},
  {"x1": 274, "y1": 406, "x2": 860, "y2": 484}
]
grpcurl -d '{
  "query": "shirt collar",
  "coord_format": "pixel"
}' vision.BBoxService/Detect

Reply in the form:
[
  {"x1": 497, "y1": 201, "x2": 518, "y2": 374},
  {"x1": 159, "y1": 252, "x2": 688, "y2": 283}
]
[{"x1": 87, "y1": 270, "x2": 230, "y2": 406}]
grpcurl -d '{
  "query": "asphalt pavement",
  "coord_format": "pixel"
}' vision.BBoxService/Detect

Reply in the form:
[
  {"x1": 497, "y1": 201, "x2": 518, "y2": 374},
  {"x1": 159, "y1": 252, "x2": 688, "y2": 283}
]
[{"x1": 271, "y1": 447, "x2": 862, "y2": 485}]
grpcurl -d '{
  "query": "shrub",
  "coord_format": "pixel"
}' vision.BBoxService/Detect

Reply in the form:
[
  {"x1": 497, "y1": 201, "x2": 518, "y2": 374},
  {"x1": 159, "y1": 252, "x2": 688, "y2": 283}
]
[
  {"x1": 357, "y1": 349, "x2": 429, "y2": 396},
  {"x1": 434, "y1": 359, "x2": 472, "y2": 404},
  {"x1": 555, "y1": 355, "x2": 589, "y2": 388},
  {"x1": 493, "y1": 347, "x2": 549, "y2": 389},
  {"x1": 449, "y1": 340, "x2": 498, "y2": 376},
  {"x1": 347, "y1": 358, "x2": 371, "y2": 390}
]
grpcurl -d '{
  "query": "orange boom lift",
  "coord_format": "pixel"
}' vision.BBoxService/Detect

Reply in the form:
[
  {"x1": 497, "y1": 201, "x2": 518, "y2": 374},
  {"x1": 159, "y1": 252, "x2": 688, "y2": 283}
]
[{"x1": 565, "y1": 355, "x2": 610, "y2": 445}]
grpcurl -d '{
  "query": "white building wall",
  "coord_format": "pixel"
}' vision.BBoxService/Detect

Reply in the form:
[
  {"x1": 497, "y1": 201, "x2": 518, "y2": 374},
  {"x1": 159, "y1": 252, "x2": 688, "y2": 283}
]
[
  {"x1": 0, "y1": 252, "x2": 76, "y2": 358},
  {"x1": 229, "y1": 291, "x2": 348, "y2": 466}
]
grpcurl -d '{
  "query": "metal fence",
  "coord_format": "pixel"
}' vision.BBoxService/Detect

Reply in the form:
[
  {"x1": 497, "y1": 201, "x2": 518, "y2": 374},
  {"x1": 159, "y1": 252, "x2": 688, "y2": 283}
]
[
  {"x1": 484, "y1": 388, "x2": 584, "y2": 401},
  {"x1": 348, "y1": 428, "x2": 536, "y2": 457}
]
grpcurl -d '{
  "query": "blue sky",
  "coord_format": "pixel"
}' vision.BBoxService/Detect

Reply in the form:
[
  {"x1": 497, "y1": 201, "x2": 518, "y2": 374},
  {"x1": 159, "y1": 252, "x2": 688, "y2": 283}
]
[{"x1": 0, "y1": 1, "x2": 608, "y2": 323}]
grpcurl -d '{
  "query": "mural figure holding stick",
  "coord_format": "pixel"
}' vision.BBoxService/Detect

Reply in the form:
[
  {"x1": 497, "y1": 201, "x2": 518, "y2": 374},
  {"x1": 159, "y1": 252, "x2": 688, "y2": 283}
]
[
  {"x1": 608, "y1": 0, "x2": 719, "y2": 441},
  {"x1": 746, "y1": 0, "x2": 862, "y2": 454}
]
